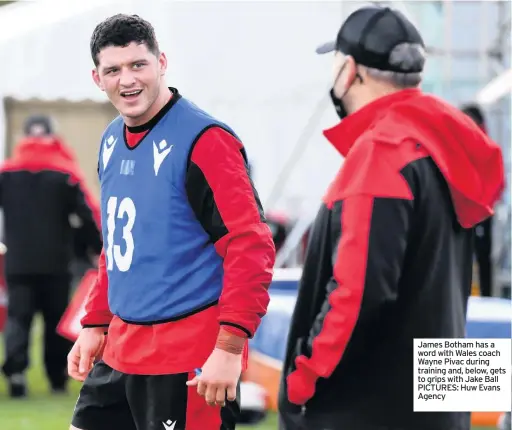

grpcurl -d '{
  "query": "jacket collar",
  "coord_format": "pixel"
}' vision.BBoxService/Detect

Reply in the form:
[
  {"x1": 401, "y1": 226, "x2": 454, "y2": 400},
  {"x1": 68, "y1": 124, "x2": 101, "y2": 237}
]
[{"x1": 323, "y1": 88, "x2": 422, "y2": 157}]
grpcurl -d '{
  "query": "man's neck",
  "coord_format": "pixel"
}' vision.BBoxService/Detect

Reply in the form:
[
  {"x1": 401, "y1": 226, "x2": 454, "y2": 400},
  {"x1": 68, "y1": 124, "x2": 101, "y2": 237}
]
[{"x1": 349, "y1": 86, "x2": 401, "y2": 115}]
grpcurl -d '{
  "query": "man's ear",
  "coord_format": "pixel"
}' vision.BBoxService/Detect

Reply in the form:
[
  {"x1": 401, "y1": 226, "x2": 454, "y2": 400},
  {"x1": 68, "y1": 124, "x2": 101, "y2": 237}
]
[
  {"x1": 92, "y1": 68, "x2": 104, "y2": 91},
  {"x1": 158, "y1": 52, "x2": 167, "y2": 77}
]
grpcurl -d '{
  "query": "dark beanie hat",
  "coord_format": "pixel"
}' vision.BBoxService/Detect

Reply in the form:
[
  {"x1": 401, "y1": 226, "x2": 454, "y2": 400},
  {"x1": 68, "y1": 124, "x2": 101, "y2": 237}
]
[{"x1": 23, "y1": 115, "x2": 54, "y2": 136}]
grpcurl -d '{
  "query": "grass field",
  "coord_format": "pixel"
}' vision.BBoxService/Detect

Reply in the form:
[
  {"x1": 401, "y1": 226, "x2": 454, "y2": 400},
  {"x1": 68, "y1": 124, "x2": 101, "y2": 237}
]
[{"x1": 0, "y1": 317, "x2": 496, "y2": 430}]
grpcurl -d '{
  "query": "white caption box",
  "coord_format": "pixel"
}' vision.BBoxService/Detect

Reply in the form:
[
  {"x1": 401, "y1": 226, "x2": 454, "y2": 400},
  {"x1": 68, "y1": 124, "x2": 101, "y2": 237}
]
[{"x1": 414, "y1": 338, "x2": 511, "y2": 412}]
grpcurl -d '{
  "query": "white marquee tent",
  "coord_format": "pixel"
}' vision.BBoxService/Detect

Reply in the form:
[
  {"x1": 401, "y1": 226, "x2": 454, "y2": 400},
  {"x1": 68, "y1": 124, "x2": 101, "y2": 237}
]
[{"x1": 0, "y1": 0, "x2": 509, "y2": 213}]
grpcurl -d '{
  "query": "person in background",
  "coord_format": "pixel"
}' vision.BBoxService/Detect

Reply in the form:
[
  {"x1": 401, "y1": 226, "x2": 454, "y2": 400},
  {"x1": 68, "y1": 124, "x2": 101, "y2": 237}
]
[
  {"x1": 278, "y1": 5, "x2": 504, "y2": 430},
  {"x1": 246, "y1": 162, "x2": 289, "y2": 253},
  {"x1": 266, "y1": 211, "x2": 289, "y2": 254},
  {"x1": 0, "y1": 115, "x2": 101, "y2": 398},
  {"x1": 461, "y1": 103, "x2": 497, "y2": 297},
  {"x1": 70, "y1": 221, "x2": 102, "y2": 291}
]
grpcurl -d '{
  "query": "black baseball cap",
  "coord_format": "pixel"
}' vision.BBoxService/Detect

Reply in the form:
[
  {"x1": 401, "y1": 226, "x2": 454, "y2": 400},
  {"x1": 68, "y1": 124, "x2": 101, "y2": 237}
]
[{"x1": 316, "y1": 5, "x2": 425, "y2": 73}]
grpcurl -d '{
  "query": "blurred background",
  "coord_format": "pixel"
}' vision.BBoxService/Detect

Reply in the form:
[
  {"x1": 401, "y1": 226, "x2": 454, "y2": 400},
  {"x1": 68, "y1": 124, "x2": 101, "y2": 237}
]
[{"x1": 0, "y1": 1, "x2": 509, "y2": 429}]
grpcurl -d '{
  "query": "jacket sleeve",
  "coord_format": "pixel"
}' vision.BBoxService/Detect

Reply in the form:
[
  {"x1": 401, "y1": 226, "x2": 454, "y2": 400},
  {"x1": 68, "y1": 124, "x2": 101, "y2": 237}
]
[
  {"x1": 80, "y1": 248, "x2": 113, "y2": 328},
  {"x1": 185, "y1": 126, "x2": 276, "y2": 340},
  {"x1": 286, "y1": 193, "x2": 414, "y2": 405},
  {"x1": 66, "y1": 166, "x2": 103, "y2": 263},
  {"x1": 67, "y1": 174, "x2": 101, "y2": 231}
]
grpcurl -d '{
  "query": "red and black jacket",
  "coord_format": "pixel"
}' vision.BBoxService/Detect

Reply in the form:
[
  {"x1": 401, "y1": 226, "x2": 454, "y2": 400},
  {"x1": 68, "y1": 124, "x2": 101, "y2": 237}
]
[
  {"x1": 278, "y1": 89, "x2": 504, "y2": 430},
  {"x1": 0, "y1": 137, "x2": 101, "y2": 276}
]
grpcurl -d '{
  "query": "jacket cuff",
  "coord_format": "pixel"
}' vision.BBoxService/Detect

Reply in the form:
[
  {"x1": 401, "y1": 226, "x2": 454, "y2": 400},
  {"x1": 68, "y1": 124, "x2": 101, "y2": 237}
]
[
  {"x1": 219, "y1": 322, "x2": 251, "y2": 338},
  {"x1": 82, "y1": 324, "x2": 109, "y2": 335},
  {"x1": 80, "y1": 311, "x2": 113, "y2": 328},
  {"x1": 286, "y1": 358, "x2": 318, "y2": 405}
]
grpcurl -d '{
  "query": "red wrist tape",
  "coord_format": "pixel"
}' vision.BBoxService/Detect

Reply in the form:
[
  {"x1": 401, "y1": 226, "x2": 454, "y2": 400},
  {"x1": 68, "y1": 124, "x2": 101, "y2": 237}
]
[{"x1": 215, "y1": 327, "x2": 245, "y2": 355}]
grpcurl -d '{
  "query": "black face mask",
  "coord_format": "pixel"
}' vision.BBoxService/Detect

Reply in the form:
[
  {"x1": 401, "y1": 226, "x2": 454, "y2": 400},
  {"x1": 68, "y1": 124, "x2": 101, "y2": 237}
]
[
  {"x1": 329, "y1": 88, "x2": 349, "y2": 120},
  {"x1": 329, "y1": 62, "x2": 363, "y2": 120}
]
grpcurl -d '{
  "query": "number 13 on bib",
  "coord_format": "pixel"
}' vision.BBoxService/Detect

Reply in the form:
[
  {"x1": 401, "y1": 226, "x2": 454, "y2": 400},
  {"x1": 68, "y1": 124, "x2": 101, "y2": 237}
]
[{"x1": 106, "y1": 196, "x2": 137, "y2": 272}]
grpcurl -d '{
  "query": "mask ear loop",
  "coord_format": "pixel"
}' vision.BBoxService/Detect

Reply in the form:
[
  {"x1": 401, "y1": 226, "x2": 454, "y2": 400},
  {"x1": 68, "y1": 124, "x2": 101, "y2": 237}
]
[
  {"x1": 330, "y1": 57, "x2": 365, "y2": 120},
  {"x1": 332, "y1": 57, "x2": 363, "y2": 99},
  {"x1": 332, "y1": 57, "x2": 347, "y2": 93},
  {"x1": 330, "y1": 60, "x2": 349, "y2": 120}
]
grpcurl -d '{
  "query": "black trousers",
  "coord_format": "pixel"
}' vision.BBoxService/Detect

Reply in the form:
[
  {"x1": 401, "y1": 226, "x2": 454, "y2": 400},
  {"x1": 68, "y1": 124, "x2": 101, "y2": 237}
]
[
  {"x1": 279, "y1": 410, "x2": 411, "y2": 430},
  {"x1": 279, "y1": 410, "x2": 470, "y2": 430},
  {"x1": 72, "y1": 360, "x2": 241, "y2": 430},
  {"x1": 1, "y1": 273, "x2": 72, "y2": 388},
  {"x1": 474, "y1": 217, "x2": 493, "y2": 297}
]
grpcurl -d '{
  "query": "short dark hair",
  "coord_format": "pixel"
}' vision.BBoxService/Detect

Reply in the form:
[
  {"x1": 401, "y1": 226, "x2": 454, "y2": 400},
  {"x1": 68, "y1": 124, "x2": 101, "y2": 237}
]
[{"x1": 90, "y1": 14, "x2": 159, "y2": 67}]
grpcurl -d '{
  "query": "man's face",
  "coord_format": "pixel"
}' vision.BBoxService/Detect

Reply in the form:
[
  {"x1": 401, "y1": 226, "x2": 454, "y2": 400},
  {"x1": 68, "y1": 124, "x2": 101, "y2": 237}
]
[
  {"x1": 92, "y1": 42, "x2": 167, "y2": 125},
  {"x1": 27, "y1": 124, "x2": 47, "y2": 136}
]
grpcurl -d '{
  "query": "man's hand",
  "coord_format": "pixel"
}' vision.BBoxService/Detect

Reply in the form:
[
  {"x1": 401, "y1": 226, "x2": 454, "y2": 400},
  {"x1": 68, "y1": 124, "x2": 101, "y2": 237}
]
[
  {"x1": 186, "y1": 348, "x2": 242, "y2": 407},
  {"x1": 67, "y1": 327, "x2": 106, "y2": 382}
]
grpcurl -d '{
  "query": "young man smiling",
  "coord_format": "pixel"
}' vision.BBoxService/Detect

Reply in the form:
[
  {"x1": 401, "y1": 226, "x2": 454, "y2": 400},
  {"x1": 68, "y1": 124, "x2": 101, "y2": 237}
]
[{"x1": 67, "y1": 14, "x2": 275, "y2": 430}]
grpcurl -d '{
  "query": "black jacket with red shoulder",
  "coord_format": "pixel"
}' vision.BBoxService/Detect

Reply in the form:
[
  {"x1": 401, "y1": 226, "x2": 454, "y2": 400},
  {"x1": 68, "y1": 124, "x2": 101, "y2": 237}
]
[
  {"x1": 278, "y1": 89, "x2": 504, "y2": 430},
  {"x1": 0, "y1": 136, "x2": 101, "y2": 276}
]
